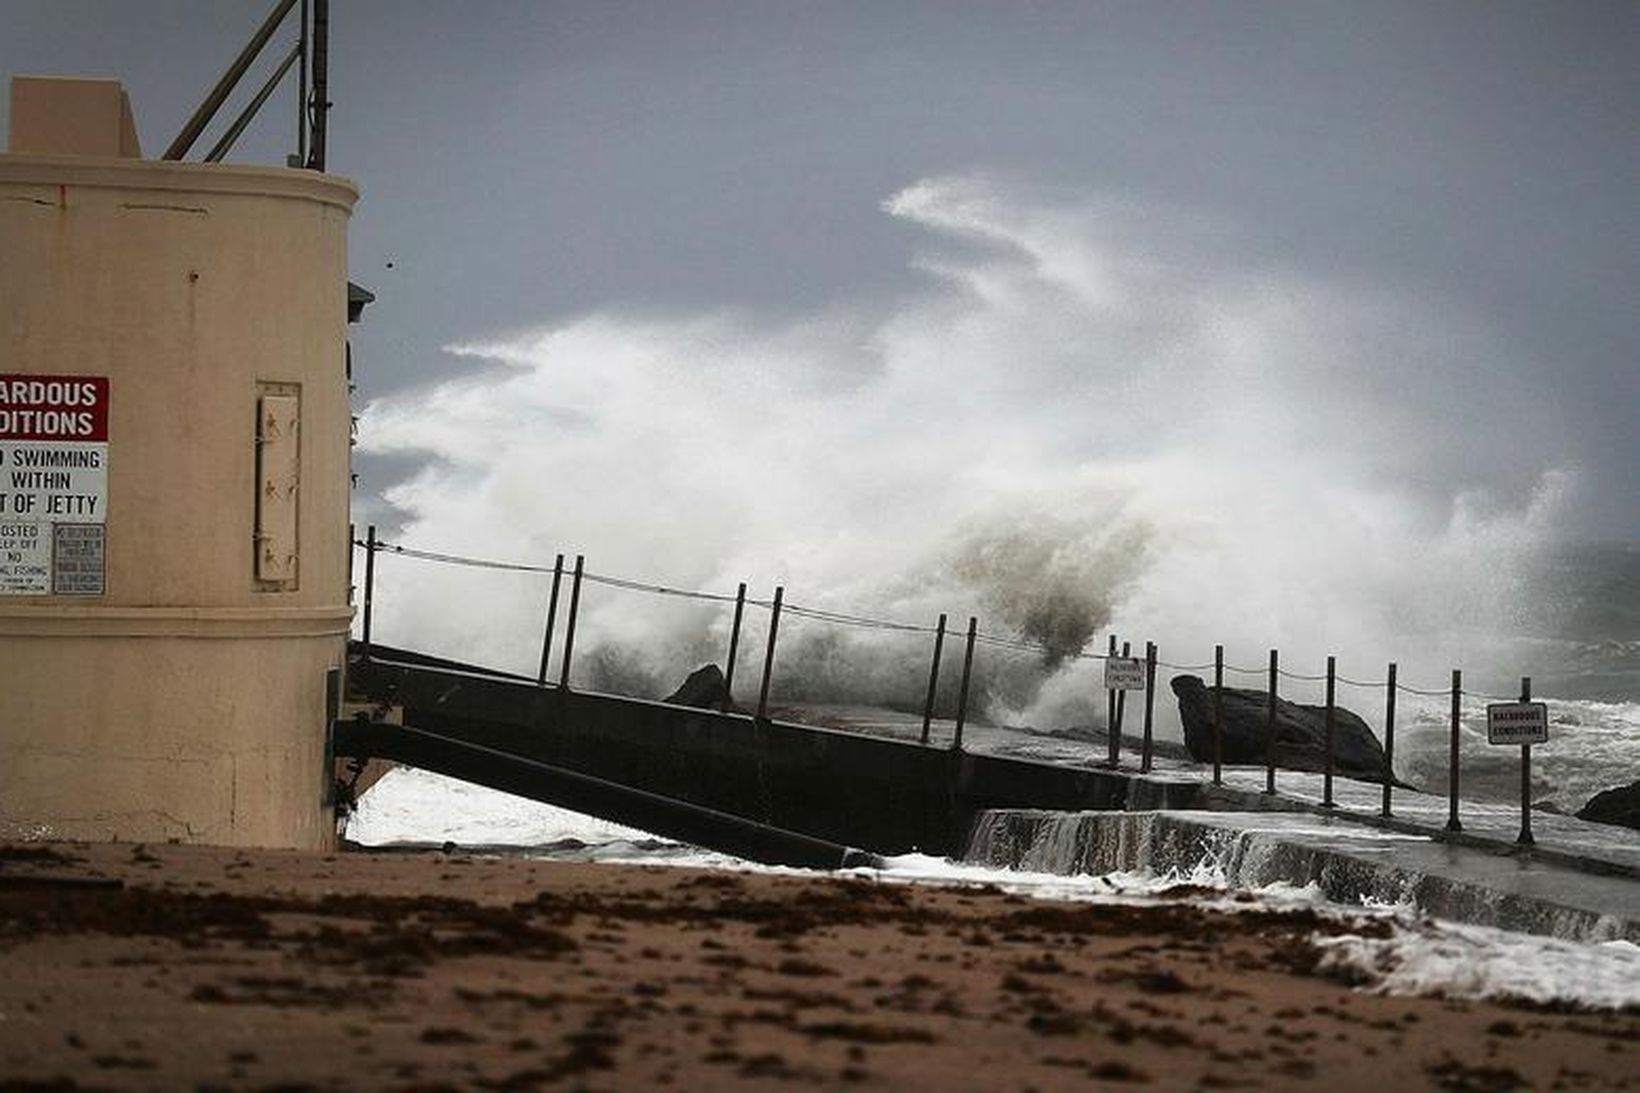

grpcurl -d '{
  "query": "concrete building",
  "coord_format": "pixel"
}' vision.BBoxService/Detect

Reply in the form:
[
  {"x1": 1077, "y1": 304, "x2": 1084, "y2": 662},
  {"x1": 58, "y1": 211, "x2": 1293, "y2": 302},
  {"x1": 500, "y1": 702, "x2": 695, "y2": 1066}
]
[{"x1": 0, "y1": 76, "x2": 358, "y2": 849}]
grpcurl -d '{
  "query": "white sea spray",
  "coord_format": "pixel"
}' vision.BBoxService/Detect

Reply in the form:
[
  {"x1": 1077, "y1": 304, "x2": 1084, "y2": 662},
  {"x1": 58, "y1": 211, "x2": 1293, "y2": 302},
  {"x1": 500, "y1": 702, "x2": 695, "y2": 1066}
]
[{"x1": 356, "y1": 174, "x2": 1585, "y2": 734}]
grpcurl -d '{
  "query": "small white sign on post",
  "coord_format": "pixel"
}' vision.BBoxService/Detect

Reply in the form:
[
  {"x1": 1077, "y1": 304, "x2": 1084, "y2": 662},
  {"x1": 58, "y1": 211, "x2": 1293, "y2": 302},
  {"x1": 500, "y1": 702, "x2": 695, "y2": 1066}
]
[
  {"x1": 1104, "y1": 657, "x2": 1146, "y2": 691},
  {"x1": 1486, "y1": 702, "x2": 1548, "y2": 746}
]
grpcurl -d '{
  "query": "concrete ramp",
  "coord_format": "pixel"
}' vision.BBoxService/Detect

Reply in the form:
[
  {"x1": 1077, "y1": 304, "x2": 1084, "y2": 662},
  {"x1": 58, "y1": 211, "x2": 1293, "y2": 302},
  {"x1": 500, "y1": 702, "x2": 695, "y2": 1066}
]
[
  {"x1": 334, "y1": 719, "x2": 881, "y2": 871},
  {"x1": 341, "y1": 645, "x2": 1206, "y2": 857}
]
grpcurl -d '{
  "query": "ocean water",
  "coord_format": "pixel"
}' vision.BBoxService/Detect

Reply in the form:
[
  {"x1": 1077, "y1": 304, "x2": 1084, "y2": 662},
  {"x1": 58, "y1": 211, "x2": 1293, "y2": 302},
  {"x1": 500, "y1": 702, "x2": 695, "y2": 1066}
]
[
  {"x1": 1369, "y1": 541, "x2": 1640, "y2": 811},
  {"x1": 1527, "y1": 541, "x2": 1640, "y2": 703}
]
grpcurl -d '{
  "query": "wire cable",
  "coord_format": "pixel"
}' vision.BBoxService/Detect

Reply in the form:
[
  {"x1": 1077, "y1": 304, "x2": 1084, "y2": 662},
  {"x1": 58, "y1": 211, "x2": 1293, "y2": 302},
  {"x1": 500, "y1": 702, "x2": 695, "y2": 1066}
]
[
  {"x1": 360, "y1": 538, "x2": 1544, "y2": 700},
  {"x1": 1276, "y1": 667, "x2": 1329, "y2": 682},
  {"x1": 1157, "y1": 660, "x2": 1218, "y2": 673},
  {"x1": 1396, "y1": 682, "x2": 1458, "y2": 697},
  {"x1": 582, "y1": 570, "x2": 744, "y2": 606},
  {"x1": 376, "y1": 542, "x2": 557, "y2": 574}
]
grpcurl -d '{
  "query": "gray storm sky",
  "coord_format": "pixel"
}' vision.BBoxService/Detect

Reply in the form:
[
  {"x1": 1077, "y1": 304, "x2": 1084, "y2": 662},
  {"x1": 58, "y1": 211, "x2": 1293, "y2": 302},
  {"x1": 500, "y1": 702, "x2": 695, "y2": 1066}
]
[{"x1": 4, "y1": 1, "x2": 1636, "y2": 538}]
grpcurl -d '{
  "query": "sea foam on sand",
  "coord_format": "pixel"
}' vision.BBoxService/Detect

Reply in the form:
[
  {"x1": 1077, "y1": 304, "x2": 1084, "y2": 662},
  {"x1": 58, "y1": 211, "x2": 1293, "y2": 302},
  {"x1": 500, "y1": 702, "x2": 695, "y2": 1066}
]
[{"x1": 1314, "y1": 926, "x2": 1640, "y2": 1011}]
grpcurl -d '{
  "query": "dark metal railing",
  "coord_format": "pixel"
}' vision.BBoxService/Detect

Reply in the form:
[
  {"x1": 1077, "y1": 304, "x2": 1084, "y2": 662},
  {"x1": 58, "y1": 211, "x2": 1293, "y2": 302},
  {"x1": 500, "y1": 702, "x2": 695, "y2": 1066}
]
[{"x1": 352, "y1": 526, "x2": 1554, "y2": 848}]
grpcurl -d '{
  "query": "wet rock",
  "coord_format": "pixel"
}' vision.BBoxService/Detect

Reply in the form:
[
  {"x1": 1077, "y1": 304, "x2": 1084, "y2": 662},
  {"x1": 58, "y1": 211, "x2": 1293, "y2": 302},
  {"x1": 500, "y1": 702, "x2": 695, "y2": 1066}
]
[
  {"x1": 663, "y1": 665, "x2": 730, "y2": 710},
  {"x1": 1169, "y1": 675, "x2": 1391, "y2": 782},
  {"x1": 1575, "y1": 779, "x2": 1640, "y2": 831}
]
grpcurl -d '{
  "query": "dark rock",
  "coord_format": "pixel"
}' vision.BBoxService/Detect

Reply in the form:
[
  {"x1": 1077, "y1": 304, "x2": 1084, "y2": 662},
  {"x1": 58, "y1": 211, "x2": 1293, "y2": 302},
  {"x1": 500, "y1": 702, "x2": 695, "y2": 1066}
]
[
  {"x1": 1169, "y1": 674, "x2": 1391, "y2": 783},
  {"x1": 1575, "y1": 779, "x2": 1640, "y2": 831},
  {"x1": 663, "y1": 664, "x2": 730, "y2": 710}
]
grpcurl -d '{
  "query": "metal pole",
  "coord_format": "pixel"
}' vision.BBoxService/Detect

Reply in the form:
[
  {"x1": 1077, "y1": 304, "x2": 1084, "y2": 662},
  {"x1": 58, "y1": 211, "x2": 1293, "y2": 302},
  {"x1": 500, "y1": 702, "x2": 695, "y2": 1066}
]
[
  {"x1": 1323, "y1": 655, "x2": 1336, "y2": 808},
  {"x1": 361, "y1": 524, "x2": 376, "y2": 658},
  {"x1": 721, "y1": 583, "x2": 747, "y2": 713},
  {"x1": 556, "y1": 555, "x2": 584, "y2": 692},
  {"x1": 920, "y1": 613, "x2": 947, "y2": 745},
  {"x1": 1446, "y1": 669, "x2": 1463, "y2": 832},
  {"x1": 1212, "y1": 644, "x2": 1224, "y2": 785},
  {"x1": 164, "y1": 0, "x2": 299, "y2": 160},
  {"x1": 1518, "y1": 676, "x2": 1534, "y2": 847},
  {"x1": 1265, "y1": 649, "x2": 1278, "y2": 795},
  {"x1": 1381, "y1": 663, "x2": 1397, "y2": 817},
  {"x1": 1106, "y1": 634, "x2": 1118, "y2": 768},
  {"x1": 952, "y1": 617, "x2": 977, "y2": 751},
  {"x1": 204, "y1": 41, "x2": 302, "y2": 162},
  {"x1": 1141, "y1": 641, "x2": 1156, "y2": 773},
  {"x1": 322, "y1": 664, "x2": 341, "y2": 809},
  {"x1": 305, "y1": 0, "x2": 329, "y2": 170},
  {"x1": 536, "y1": 554, "x2": 564, "y2": 686},
  {"x1": 296, "y1": 0, "x2": 308, "y2": 164},
  {"x1": 1111, "y1": 640, "x2": 1131, "y2": 767},
  {"x1": 756, "y1": 587, "x2": 783, "y2": 720}
]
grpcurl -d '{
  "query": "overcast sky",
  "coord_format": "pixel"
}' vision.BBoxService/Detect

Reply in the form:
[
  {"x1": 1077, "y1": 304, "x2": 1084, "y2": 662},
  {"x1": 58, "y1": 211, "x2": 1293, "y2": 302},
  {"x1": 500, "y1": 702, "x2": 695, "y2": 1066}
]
[{"x1": 4, "y1": 1, "x2": 1635, "y2": 540}]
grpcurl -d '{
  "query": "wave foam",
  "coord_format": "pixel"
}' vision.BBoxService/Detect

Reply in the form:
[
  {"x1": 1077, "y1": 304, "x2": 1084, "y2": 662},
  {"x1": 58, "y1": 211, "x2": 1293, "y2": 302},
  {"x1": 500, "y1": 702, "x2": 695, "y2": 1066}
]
[{"x1": 357, "y1": 174, "x2": 1578, "y2": 729}]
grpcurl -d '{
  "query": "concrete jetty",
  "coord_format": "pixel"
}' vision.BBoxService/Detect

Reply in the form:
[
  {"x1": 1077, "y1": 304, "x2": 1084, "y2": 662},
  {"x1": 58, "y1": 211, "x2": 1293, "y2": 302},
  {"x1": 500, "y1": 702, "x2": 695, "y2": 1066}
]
[{"x1": 342, "y1": 644, "x2": 1640, "y2": 942}]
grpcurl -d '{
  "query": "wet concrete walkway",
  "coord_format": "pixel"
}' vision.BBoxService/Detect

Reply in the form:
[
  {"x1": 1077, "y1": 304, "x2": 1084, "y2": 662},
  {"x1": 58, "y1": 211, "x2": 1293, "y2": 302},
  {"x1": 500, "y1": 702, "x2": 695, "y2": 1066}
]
[
  {"x1": 1179, "y1": 764, "x2": 1640, "y2": 875},
  {"x1": 962, "y1": 757, "x2": 1640, "y2": 940}
]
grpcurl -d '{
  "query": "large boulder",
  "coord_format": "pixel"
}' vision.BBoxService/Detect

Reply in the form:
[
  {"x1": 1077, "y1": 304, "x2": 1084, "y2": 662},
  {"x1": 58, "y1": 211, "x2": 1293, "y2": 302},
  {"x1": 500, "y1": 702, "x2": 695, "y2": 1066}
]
[
  {"x1": 663, "y1": 664, "x2": 730, "y2": 710},
  {"x1": 1576, "y1": 779, "x2": 1640, "y2": 831},
  {"x1": 1170, "y1": 674, "x2": 1391, "y2": 783}
]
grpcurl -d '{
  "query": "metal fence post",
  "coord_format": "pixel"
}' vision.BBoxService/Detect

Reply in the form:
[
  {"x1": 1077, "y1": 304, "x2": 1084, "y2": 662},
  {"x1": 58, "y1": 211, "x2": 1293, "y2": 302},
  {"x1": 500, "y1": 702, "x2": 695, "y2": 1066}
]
[
  {"x1": 1105, "y1": 634, "x2": 1118, "y2": 765},
  {"x1": 1141, "y1": 641, "x2": 1157, "y2": 773},
  {"x1": 1446, "y1": 669, "x2": 1463, "y2": 832},
  {"x1": 756, "y1": 586, "x2": 783, "y2": 720},
  {"x1": 1381, "y1": 662, "x2": 1397, "y2": 817},
  {"x1": 1111, "y1": 640, "x2": 1130, "y2": 767},
  {"x1": 536, "y1": 553, "x2": 564, "y2": 686},
  {"x1": 952, "y1": 617, "x2": 977, "y2": 751},
  {"x1": 1264, "y1": 649, "x2": 1278, "y2": 795},
  {"x1": 361, "y1": 524, "x2": 376, "y2": 659},
  {"x1": 1517, "y1": 676, "x2": 1534, "y2": 847},
  {"x1": 556, "y1": 554, "x2": 584, "y2": 692},
  {"x1": 1323, "y1": 655, "x2": 1336, "y2": 808},
  {"x1": 721, "y1": 582, "x2": 747, "y2": 712},
  {"x1": 1212, "y1": 644, "x2": 1224, "y2": 785},
  {"x1": 920, "y1": 613, "x2": 947, "y2": 745}
]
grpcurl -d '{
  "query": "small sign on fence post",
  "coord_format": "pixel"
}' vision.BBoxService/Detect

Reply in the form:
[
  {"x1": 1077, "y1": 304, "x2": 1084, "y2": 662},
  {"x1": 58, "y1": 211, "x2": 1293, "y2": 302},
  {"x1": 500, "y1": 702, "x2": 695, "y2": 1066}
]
[
  {"x1": 1485, "y1": 702, "x2": 1548, "y2": 746},
  {"x1": 1103, "y1": 657, "x2": 1146, "y2": 691},
  {"x1": 1490, "y1": 688, "x2": 1546, "y2": 848}
]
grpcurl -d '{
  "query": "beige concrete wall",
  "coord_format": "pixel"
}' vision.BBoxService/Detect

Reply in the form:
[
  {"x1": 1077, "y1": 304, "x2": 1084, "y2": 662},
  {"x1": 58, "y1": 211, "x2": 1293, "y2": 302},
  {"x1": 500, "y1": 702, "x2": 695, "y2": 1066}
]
[
  {"x1": 8, "y1": 77, "x2": 141, "y2": 157},
  {"x1": 0, "y1": 155, "x2": 358, "y2": 849}
]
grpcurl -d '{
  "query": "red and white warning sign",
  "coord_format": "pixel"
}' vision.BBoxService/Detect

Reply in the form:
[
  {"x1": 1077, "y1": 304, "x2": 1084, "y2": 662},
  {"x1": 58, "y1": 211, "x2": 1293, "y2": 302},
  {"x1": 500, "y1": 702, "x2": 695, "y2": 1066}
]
[{"x1": 0, "y1": 374, "x2": 109, "y2": 595}]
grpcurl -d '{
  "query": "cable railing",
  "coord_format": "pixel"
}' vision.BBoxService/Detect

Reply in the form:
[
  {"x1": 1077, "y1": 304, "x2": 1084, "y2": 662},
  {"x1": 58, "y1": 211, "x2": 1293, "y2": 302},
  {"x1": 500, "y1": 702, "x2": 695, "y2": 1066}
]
[{"x1": 350, "y1": 526, "x2": 1552, "y2": 846}]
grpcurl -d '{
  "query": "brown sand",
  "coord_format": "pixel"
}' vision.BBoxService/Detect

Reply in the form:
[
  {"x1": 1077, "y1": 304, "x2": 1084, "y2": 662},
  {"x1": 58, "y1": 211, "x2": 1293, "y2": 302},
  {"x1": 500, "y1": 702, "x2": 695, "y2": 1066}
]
[{"x1": 0, "y1": 841, "x2": 1634, "y2": 1091}]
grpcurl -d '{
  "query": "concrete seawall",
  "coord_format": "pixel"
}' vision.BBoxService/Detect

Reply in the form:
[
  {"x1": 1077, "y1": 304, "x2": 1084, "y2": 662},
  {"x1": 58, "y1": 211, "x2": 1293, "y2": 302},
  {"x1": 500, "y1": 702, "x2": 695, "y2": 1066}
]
[{"x1": 966, "y1": 808, "x2": 1640, "y2": 942}]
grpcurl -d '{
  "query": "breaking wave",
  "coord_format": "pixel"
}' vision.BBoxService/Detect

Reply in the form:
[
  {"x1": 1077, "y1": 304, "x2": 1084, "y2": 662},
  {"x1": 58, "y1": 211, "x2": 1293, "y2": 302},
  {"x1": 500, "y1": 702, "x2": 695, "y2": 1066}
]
[{"x1": 358, "y1": 174, "x2": 1586, "y2": 731}]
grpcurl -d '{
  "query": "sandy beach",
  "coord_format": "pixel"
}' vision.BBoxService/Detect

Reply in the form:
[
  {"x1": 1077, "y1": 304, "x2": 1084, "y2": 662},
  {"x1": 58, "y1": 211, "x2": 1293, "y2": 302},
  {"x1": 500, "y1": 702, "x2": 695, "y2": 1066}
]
[{"x1": 1, "y1": 841, "x2": 1635, "y2": 1091}]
